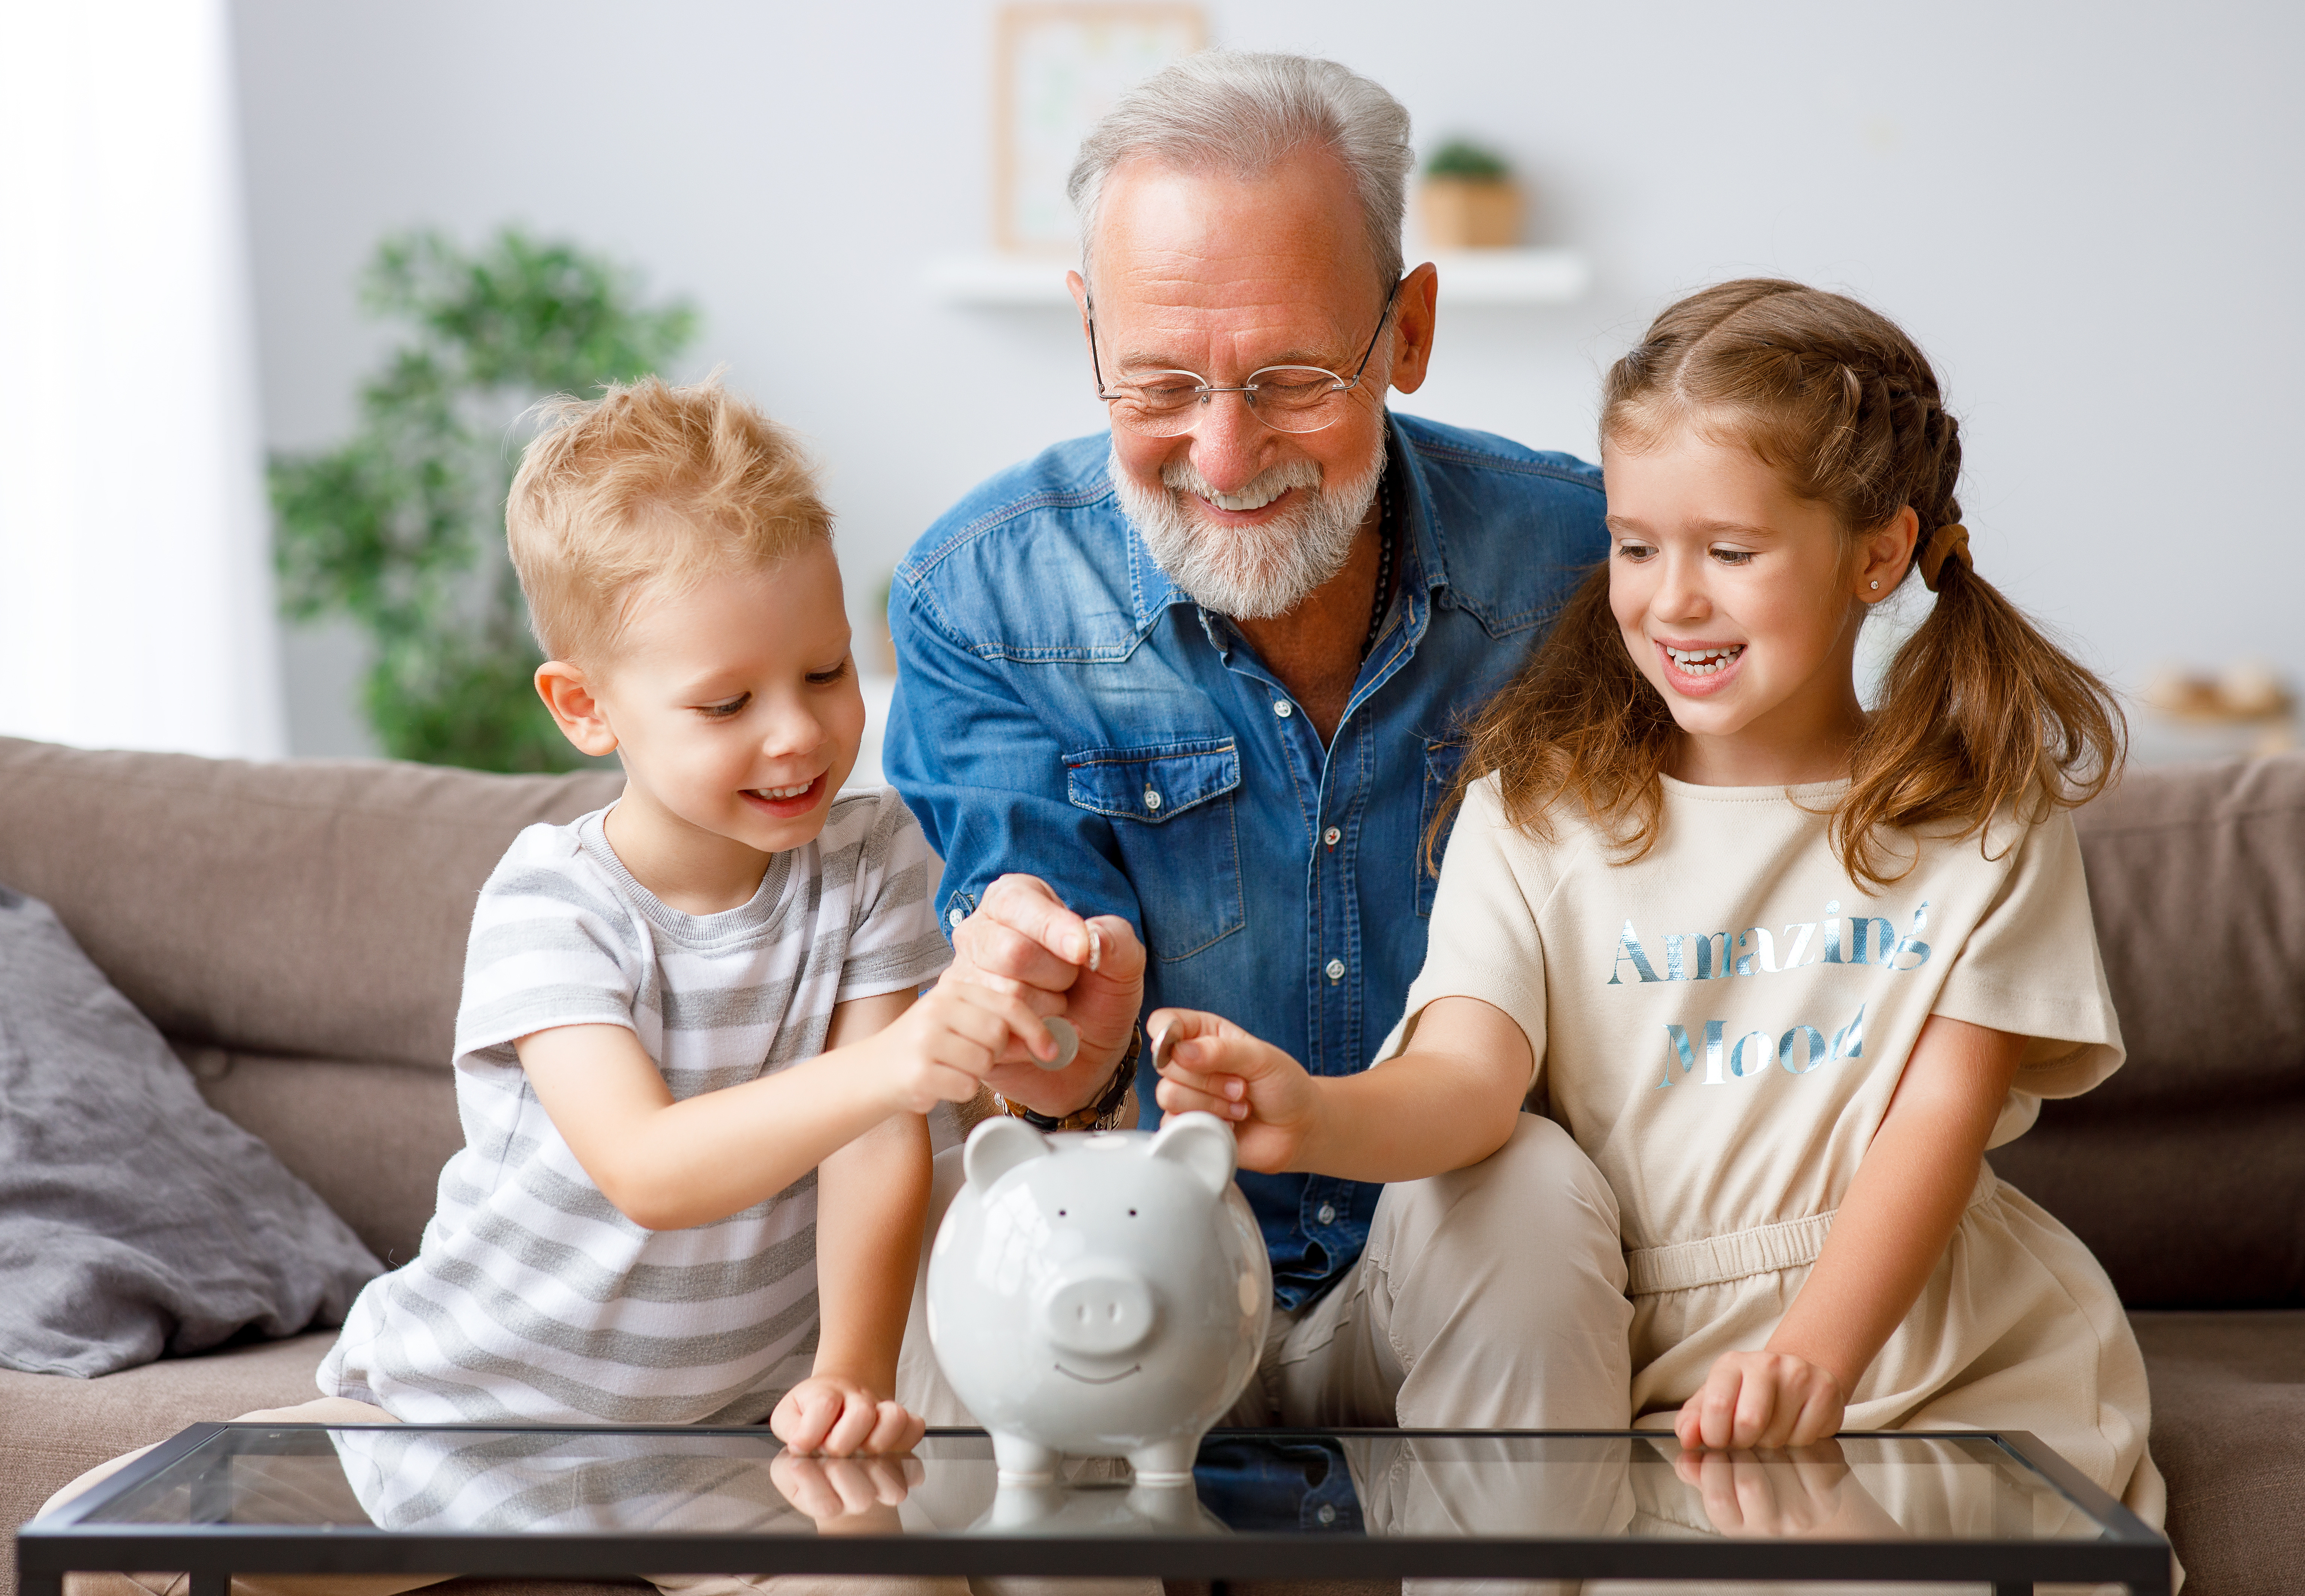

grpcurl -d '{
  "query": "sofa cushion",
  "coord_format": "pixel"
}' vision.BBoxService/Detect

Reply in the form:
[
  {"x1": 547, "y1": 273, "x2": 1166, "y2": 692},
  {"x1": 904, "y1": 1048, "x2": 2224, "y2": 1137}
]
[
  {"x1": 2071, "y1": 755, "x2": 2305, "y2": 1113},
  {"x1": 1992, "y1": 755, "x2": 2305, "y2": 1307},
  {"x1": 176, "y1": 1047, "x2": 462, "y2": 1269},
  {"x1": 2133, "y1": 1309, "x2": 2305, "y2": 1595},
  {"x1": 0, "y1": 738, "x2": 623, "y2": 1073},
  {"x1": 0, "y1": 888, "x2": 380, "y2": 1378}
]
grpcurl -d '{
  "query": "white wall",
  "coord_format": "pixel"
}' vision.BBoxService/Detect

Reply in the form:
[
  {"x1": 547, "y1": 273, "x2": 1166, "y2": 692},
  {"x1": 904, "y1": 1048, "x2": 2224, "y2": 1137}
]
[{"x1": 229, "y1": 0, "x2": 2305, "y2": 754}]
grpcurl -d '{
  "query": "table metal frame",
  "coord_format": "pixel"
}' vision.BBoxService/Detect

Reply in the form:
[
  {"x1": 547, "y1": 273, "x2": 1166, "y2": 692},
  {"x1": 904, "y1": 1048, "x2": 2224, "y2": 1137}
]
[{"x1": 16, "y1": 1424, "x2": 2174, "y2": 1595}]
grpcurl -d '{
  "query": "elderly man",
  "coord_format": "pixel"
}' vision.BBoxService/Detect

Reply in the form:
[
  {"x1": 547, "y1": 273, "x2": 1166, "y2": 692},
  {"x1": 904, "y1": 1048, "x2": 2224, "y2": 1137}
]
[{"x1": 886, "y1": 52, "x2": 1630, "y2": 1437}]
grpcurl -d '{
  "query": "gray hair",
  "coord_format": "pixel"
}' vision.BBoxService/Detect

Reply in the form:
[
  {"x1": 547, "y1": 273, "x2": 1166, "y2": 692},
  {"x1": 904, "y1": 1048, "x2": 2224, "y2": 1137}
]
[{"x1": 1067, "y1": 50, "x2": 1412, "y2": 298}]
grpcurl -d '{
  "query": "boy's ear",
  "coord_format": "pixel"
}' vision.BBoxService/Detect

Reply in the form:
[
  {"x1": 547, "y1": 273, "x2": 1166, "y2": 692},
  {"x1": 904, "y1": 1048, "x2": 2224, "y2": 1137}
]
[{"x1": 535, "y1": 661, "x2": 619, "y2": 757}]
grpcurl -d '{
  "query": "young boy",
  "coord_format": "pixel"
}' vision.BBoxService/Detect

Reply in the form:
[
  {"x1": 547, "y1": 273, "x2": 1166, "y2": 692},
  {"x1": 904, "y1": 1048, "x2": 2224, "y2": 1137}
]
[
  {"x1": 41, "y1": 379, "x2": 1054, "y2": 1596},
  {"x1": 308, "y1": 374, "x2": 1057, "y2": 1454}
]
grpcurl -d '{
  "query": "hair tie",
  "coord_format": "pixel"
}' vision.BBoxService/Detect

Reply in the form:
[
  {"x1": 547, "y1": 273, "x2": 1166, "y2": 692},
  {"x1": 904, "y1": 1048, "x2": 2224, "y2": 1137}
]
[{"x1": 1917, "y1": 523, "x2": 1971, "y2": 592}]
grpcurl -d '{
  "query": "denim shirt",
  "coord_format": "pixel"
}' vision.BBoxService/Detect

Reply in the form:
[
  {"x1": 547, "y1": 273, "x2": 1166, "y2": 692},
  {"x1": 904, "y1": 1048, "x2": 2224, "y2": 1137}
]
[{"x1": 886, "y1": 413, "x2": 1606, "y2": 1309}]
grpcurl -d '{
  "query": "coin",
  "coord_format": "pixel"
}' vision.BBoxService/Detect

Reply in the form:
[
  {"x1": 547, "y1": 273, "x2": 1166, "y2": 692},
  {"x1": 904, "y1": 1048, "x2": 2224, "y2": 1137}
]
[{"x1": 1037, "y1": 1016, "x2": 1080, "y2": 1071}]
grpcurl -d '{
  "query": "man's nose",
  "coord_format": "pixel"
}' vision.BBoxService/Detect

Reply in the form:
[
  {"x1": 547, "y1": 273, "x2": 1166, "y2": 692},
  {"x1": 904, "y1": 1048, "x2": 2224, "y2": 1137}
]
[{"x1": 1181, "y1": 392, "x2": 1274, "y2": 494}]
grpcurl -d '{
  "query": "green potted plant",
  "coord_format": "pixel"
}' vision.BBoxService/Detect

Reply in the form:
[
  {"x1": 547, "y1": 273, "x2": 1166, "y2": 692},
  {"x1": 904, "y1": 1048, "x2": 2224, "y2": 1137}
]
[
  {"x1": 1420, "y1": 138, "x2": 1524, "y2": 250},
  {"x1": 271, "y1": 228, "x2": 696, "y2": 771}
]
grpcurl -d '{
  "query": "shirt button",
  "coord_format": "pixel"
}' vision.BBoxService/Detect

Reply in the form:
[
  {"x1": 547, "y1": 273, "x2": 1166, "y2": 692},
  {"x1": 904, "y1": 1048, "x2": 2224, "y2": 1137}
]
[
  {"x1": 1325, "y1": 958, "x2": 1345, "y2": 982},
  {"x1": 948, "y1": 906, "x2": 965, "y2": 929},
  {"x1": 1316, "y1": 1203, "x2": 1337, "y2": 1225},
  {"x1": 1323, "y1": 825, "x2": 1341, "y2": 847},
  {"x1": 1143, "y1": 787, "x2": 1162, "y2": 811},
  {"x1": 1273, "y1": 699, "x2": 1293, "y2": 719},
  {"x1": 1317, "y1": 1502, "x2": 1338, "y2": 1526}
]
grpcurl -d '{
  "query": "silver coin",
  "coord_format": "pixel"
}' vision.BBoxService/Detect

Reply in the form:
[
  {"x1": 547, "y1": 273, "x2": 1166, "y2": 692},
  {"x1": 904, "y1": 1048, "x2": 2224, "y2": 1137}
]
[{"x1": 1037, "y1": 1016, "x2": 1080, "y2": 1071}]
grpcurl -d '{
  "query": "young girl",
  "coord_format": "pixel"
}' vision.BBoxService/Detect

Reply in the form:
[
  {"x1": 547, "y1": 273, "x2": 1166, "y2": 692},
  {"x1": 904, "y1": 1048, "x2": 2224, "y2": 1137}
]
[{"x1": 1154, "y1": 279, "x2": 2167, "y2": 1538}]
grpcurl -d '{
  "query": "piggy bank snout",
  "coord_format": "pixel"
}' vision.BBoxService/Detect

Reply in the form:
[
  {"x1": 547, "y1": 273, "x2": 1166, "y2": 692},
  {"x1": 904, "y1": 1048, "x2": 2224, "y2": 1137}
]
[{"x1": 1039, "y1": 1266, "x2": 1156, "y2": 1357}]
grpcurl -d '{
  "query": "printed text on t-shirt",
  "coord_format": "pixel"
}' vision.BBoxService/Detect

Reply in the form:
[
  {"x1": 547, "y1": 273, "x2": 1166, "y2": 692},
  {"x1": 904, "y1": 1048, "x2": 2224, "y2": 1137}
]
[{"x1": 1607, "y1": 899, "x2": 1933, "y2": 986}]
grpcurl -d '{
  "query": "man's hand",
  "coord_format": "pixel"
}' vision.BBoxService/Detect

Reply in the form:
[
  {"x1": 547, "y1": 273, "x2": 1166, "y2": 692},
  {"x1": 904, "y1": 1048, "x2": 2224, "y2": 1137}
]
[
  {"x1": 1149, "y1": 1007, "x2": 1324, "y2": 1174},
  {"x1": 949, "y1": 874, "x2": 1145, "y2": 1117},
  {"x1": 769, "y1": 1373, "x2": 924, "y2": 1457},
  {"x1": 1674, "y1": 1350, "x2": 1846, "y2": 1450}
]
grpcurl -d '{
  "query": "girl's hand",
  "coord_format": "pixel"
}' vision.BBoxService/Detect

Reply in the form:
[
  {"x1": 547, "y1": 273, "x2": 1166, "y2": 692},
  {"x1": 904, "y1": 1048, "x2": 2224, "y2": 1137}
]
[
  {"x1": 770, "y1": 1374, "x2": 926, "y2": 1456},
  {"x1": 1675, "y1": 1350, "x2": 1846, "y2": 1450},
  {"x1": 859, "y1": 976, "x2": 1056, "y2": 1116},
  {"x1": 1150, "y1": 1008, "x2": 1323, "y2": 1173},
  {"x1": 1672, "y1": 1442, "x2": 1852, "y2": 1537}
]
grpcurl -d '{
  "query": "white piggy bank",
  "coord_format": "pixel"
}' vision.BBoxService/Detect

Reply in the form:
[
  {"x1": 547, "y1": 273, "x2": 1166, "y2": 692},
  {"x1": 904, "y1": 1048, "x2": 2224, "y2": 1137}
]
[{"x1": 927, "y1": 1111, "x2": 1272, "y2": 1483}]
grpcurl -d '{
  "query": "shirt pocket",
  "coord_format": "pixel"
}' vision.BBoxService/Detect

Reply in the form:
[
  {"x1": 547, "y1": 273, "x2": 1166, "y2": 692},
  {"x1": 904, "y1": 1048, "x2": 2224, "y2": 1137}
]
[
  {"x1": 1065, "y1": 738, "x2": 1245, "y2": 962},
  {"x1": 1416, "y1": 739, "x2": 1470, "y2": 919}
]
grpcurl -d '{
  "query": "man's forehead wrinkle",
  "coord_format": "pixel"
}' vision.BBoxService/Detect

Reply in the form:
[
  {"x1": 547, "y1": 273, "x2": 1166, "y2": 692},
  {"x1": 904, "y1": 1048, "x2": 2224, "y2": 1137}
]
[{"x1": 1097, "y1": 270, "x2": 1362, "y2": 374}]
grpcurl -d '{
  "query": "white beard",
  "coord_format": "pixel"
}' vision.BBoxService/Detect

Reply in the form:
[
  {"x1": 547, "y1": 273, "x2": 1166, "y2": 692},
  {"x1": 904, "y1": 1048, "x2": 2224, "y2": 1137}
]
[{"x1": 1109, "y1": 439, "x2": 1387, "y2": 621}]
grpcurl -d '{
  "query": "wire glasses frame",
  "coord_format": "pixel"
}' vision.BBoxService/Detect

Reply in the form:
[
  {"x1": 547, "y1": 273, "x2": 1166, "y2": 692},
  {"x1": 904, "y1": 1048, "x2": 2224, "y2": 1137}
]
[{"x1": 1086, "y1": 279, "x2": 1405, "y2": 437}]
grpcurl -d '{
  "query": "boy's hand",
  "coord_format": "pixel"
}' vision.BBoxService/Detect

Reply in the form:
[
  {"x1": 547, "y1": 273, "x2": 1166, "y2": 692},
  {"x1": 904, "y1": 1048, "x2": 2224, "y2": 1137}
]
[
  {"x1": 1149, "y1": 1008, "x2": 1323, "y2": 1174},
  {"x1": 769, "y1": 1450, "x2": 923, "y2": 1532},
  {"x1": 770, "y1": 1374, "x2": 925, "y2": 1456},
  {"x1": 1675, "y1": 1350, "x2": 1845, "y2": 1450},
  {"x1": 861, "y1": 978, "x2": 1055, "y2": 1116}
]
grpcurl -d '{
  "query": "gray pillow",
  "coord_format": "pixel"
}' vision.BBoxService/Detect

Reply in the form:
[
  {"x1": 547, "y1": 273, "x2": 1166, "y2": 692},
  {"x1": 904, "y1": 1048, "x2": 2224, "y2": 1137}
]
[{"x1": 0, "y1": 883, "x2": 381, "y2": 1377}]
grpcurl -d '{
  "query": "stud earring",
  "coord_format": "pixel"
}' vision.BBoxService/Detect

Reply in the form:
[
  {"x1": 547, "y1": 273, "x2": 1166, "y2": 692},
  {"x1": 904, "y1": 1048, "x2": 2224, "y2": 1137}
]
[{"x1": 1870, "y1": 580, "x2": 1880, "y2": 589}]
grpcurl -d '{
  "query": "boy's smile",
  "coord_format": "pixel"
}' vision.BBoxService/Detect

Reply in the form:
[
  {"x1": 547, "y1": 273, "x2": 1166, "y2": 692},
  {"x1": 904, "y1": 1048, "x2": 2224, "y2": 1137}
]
[
  {"x1": 537, "y1": 542, "x2": 866, "y2": 913},
  {"x1": 1604, "y1": 425, "x2": 1909, "y2": 788}
]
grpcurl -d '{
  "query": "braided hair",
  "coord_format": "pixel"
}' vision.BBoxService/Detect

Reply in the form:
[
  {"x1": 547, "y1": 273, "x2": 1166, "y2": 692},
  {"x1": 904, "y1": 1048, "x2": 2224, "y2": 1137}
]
[{"x1": 1443, "y1": 279, "x2": 2123, "y2": 888}]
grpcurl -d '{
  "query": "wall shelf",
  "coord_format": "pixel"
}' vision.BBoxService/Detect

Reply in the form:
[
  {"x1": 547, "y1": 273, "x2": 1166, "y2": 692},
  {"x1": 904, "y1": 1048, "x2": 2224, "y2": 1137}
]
[
  {"x1": 921, "y1": 254, "x2": 1078, "y2": 306},
  {"x1": 922, "y1": 248, "x2": 1591, "y2": 308}
]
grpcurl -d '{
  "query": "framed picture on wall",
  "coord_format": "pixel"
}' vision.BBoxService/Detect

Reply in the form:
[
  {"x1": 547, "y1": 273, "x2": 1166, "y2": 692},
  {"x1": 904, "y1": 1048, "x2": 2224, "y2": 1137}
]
[{"x1": 994, "y1": 3, "x2": 1207, "y2": 255}]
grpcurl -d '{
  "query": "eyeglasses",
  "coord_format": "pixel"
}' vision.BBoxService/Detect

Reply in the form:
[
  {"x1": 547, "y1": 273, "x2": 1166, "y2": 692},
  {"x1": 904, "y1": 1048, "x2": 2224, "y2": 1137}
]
[{"x1": 1086, "y1": 280, "x2": 1403, "y2": 438}]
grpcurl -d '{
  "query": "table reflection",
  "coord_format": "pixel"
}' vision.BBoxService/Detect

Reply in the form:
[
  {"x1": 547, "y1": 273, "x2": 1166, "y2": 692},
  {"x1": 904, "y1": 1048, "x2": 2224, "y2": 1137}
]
[{"x1": 104, "y1": 1426, "x2": 2094, "y2": 1550}]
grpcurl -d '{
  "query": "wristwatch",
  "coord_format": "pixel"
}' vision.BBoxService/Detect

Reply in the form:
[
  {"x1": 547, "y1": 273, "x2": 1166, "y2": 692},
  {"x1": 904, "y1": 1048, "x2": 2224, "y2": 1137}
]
[{"x1": 994, "y1": 1023, "x2": 1141, "y2": 1133}]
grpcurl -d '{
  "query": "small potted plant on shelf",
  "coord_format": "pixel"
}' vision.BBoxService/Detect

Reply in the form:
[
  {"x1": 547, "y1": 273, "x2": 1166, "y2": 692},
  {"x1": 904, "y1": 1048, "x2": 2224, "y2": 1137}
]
[{"x1": 1419, "y1": 138, "x2": 1523, "y2": 250}]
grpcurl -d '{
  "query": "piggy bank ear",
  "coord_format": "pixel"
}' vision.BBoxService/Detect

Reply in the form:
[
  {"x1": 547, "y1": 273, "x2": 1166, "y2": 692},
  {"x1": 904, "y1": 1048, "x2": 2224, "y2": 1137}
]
[
  {"x1": 964, "y1": 1115, "x2": 1052, "y2": 1193},
  {"x1": 1148, "y1": 1111, "x2": 1236, "y2": 1197}
]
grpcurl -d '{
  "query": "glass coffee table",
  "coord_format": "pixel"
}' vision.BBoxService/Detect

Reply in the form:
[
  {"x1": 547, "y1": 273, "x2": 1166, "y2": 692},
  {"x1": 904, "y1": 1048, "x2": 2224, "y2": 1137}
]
[{"x1": 18, "y1": 1424, "x2": 2173, "y2": 1594}]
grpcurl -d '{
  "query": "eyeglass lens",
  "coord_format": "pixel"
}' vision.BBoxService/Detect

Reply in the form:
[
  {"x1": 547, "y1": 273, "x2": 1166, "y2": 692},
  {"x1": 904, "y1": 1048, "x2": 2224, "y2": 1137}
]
[
  {"x1": 1104, "y1": 368, "x2": 1354, "y2": 437},
  {"x1": 1090, "y1": 279, "x2": 1403, "y2": 438}
]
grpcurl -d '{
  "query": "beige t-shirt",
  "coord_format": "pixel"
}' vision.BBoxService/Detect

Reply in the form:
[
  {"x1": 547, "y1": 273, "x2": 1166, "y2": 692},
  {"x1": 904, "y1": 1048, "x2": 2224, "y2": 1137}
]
[{"x1": 1383, "y1": 773, "x2": 2124, "y2": 1251}]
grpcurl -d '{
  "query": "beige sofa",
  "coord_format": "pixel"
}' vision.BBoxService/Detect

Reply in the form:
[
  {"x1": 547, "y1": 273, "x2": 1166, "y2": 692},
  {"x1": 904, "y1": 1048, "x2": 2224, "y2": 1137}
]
[{"x1": 2, "y1": 735, "x2": 2299, "y2": 1593}]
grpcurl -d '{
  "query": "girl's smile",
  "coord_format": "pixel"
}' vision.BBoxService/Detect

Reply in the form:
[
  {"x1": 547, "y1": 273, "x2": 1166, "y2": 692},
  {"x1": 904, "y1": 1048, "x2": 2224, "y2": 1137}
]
[{"x1": 1654, "y1": 638, "x2": 1748, "y2": 694}]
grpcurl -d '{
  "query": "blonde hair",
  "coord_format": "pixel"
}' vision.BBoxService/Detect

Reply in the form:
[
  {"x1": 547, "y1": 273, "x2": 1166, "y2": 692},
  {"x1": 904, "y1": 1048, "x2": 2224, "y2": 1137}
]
[
  {"x1": 505, "y1": 374, "x2": 831, "y2": 666},
  {"x1": 1447, "y1": 279, "x2": 2124, "y2": 889}
]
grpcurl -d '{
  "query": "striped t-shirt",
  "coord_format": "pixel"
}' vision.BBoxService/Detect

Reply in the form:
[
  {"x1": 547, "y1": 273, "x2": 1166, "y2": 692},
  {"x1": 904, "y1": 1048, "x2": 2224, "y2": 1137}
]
[{"x1": 317, "y1": 787, "x2": 951, "y2": 1425}]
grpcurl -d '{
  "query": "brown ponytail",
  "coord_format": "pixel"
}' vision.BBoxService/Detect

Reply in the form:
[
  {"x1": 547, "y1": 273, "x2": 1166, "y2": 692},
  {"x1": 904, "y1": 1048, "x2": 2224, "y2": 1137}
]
[{"x1": 1444, "y1": 279, "x2": 2124, "y2": 889}]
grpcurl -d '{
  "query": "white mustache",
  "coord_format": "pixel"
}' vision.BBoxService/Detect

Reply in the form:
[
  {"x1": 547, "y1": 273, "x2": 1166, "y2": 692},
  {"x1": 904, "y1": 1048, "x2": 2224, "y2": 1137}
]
[{"x1": 1161, "y1": 457, "x2": 1324, "y2": 512}]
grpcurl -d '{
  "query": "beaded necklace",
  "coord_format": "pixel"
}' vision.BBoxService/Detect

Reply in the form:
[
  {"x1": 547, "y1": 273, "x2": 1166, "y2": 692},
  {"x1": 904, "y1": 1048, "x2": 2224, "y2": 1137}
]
[{"x1": 1361, "y1": 466, "x2": 1397, "y2": 660}]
